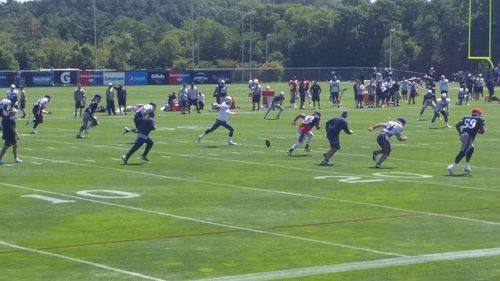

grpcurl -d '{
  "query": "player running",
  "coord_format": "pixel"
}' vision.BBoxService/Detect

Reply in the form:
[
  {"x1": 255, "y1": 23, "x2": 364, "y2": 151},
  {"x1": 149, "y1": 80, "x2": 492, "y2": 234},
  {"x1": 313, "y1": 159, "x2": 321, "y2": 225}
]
[
  {"x1": 198, "y1": 96, "x2": 238, "y2": 145},
  {"x1": 287, "y1": 111, "x2": 321, "y2": 156},
  {"x1": 122, "y1": 104, "x2": 156, "y2": 164},
  {"x1": 447, "y1": 108, "x2": 485, "y2": 175},
  {"x1": 320, "y1": 111, "x2": 352, "y2": 166},
  {"x1": 29, "y1": 95, "x2": 51, "y2": 134},
  {"x1": 369, "y1": 117, "x2": 407, "y2": 169},
  {"x1": 76, "y1": 94, "x2": 101, "y2": 138}
]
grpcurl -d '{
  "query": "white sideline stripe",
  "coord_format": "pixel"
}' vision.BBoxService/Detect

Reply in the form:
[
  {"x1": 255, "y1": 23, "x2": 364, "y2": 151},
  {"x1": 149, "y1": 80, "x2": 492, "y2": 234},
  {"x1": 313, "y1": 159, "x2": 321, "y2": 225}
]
[
  {"x1": 193, "y1": 247, "x2": 500, "y2": 281},
  {"x1": 15, "y1": 155, "x2": 500, "y2": 228},
  {"x1": 0, "y1": 181, "x2": 403, "y2": 258},
  {"x1": 30, "y1": 138, "x2": 500, "y2": 193},
  {"x1": 0, "y1": 240, "x2": 166, "y2": 281}
]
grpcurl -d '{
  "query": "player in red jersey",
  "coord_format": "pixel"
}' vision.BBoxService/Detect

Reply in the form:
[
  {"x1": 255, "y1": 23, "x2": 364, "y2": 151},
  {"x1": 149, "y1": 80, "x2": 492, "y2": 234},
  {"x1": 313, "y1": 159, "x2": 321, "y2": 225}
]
[{"x1": 287, "y1": 111, "x2": 321, "y2": 156}]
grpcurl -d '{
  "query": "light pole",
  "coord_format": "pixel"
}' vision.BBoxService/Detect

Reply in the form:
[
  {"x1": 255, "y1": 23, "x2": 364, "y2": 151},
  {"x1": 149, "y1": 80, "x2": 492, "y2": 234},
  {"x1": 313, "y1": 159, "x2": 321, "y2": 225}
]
[
  {"x1": 241, "y1": 11, "x2": 255, "y2": 80},
  {"x1": 265, "y1": 33, "x2": 271, "y2": 62},
  {"x1": 93, "y1": 0, "x2": 98, "y2": 70},
  {"x1": 389, "y1": 28, "x2": 395, "y2": 69}
]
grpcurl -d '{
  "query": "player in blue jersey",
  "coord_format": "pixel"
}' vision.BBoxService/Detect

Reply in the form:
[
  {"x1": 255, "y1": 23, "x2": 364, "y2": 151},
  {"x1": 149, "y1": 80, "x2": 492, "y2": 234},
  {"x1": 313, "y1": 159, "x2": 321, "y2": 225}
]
[
  {"x1": 447, "y1": 108, "x2": 485, "y2": 175},
  {"x1": 122, "y1": 104, "x2": 156, "y2": 164},
  {"x1": 369, "y1": 117, "x2": 407, "y2": 168},
  {"x1": 320, "y1": 111, "x2": 352, "y2": 166},
  {"x1": 76, "y1": 94, "x2": 101, "y2": 138}
]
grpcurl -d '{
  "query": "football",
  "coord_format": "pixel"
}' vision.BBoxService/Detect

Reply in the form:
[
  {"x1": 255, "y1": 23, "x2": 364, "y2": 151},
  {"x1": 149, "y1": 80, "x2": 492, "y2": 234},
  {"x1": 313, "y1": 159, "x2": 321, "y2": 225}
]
[{"x1": 265, "y1": 139, "x2": 271, "y2": 147}]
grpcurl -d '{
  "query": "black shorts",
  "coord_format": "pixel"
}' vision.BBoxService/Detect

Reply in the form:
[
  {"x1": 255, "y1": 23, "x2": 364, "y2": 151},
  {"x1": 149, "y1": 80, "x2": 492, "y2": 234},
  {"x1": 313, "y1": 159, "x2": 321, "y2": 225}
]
[
  {"x1": 327, "y1": 134, "x2": 340, "y2": 149},
  {"x1": 118, "y1": 98, "x2": 126, "y2": 107},
  {"x1": 252, "y1": 95, "x2": 261, "y2": 103},
  {"x1": 3, "y1": 136, "x2": 17, "y2": 146},
  {"x1": 312, "y1": 93, "x2": 320, "y2": 101},
  {"x1": 75, "y1": 100, "x2": 85, "y2": 109},
  {"x1": 188, "y1": 99, "x2": 198, "y2": 106},
  {"x1": 377, "y1": 134, "x2": 391, "y2": 155}
]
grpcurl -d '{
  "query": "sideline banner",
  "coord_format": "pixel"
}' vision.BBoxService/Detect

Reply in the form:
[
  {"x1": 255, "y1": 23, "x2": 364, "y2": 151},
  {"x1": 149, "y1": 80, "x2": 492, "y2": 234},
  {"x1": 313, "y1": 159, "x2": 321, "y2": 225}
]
[
  {"x1": 104, "y1": 71, "x2": 125, "y2": 86},
  {"x1": 53, "y1": 70, "x2": 78, "y2": 86},
  {"x1": 23, "y1": 71, "x2": 53, "y2": 87},
  {"x1": 148, "y1": 71, "x2": 168, "y2": 85},
  {"x1": 79, "y1": 70, "x2": 103, "y2": 86},
  {"x1": 125, "y1": 70, "x2": 148, "y2": 86},
  {"x1": 168, "y1": 69, "x2": 190, "y2": 85},
  {"x1": 0, "y1": 71, "x2": 17, "y2": 87}
]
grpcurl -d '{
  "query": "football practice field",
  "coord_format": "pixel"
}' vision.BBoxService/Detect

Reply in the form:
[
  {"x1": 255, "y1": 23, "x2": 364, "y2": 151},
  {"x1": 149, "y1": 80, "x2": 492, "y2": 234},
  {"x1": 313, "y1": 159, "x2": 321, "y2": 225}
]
[{"x1": 1, "y1": 83, "x2": 499, "y2": 281}]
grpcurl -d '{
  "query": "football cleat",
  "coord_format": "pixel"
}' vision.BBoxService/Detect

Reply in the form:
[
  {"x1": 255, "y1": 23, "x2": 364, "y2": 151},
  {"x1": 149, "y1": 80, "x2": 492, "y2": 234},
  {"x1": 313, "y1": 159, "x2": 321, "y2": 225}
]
[
  {"x1": 228, "y1": 141, "x2": 237, "y2": 145},
  {"x1": 447, "y1": 164, "x2": 455, "y2": 176},
  {"x1": 372, "y1": 151, "x2": 378, "y2": 161},
  {"x1": 320, "y1": 160, "x2": 329, "y2": 166},
  {"x1": 121, "y1": 155, "x2": 128, "y2": 164},
  {"x1": 464, "y1": 163, "x2": 471, "y2": 173},
  {"x1": 429, "y1": 123, "x2": 434, "y2": 128},
  {"x1": 375, "y1": 163, "x2": 383, "y2": 169},
  {"x1": 123, "y1": 127, "x2": 131, "y2": 134},
  {"x1": 304, "y1": 147, "x2": 311, "y2": 152},
  {"x1": 14, "y1": 158, "x2": 23, "y2": 164},
  {"x1": 287, "y1": 149, "x2": 293, "y2": 156},
  {"x1": 140, "y1": 156, "x2": 149, "y2": 161},
  {"x1": 197, "y1": 135, "x2": 203, "y2": 143}
]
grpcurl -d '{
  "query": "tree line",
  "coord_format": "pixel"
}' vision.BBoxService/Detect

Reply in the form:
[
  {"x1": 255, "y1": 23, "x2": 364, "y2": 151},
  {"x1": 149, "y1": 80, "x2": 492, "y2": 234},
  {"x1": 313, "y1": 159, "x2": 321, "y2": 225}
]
[{"x1": 0, "y1": 0, "x2": 498, "y2": 75}]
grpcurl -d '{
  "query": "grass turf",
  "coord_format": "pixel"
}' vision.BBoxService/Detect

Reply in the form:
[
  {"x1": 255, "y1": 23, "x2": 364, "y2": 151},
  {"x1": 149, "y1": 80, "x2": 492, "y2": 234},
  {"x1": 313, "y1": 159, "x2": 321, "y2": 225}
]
[{"x1": 0, "y1": 82, "x2": 499, "y2": 280}]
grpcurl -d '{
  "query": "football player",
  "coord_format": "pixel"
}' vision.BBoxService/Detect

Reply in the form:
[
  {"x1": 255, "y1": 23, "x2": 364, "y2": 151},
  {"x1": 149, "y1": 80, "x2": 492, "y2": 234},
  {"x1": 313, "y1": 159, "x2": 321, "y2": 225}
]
[
  {"x1": 73, "y1": 83, "x2": 86, "y2": 118},
  {"x1": 122, "y1": 104, "x2": 156, "y2": 164},
  {"x1": 448, "y1": 108, "x2": 485, "y2": 175},
  {"x1": 124, "y1": 102, "x2": 156, "y2": 134},
  {"x1": 198, "y1": 96, "x2": 238, "y2": 145},
  {"x1": 417, "y1": 90, "x2": 436, "y2": 121},
  {"x1": 29, "y1": 95, "x2": 51, "y2": 134},
  {"x1": 76, "y1": 94, "x2": 101, "y2": 138},
  {"x1": 320, "y1": 111, "x2": 352, "y2": 166},
  {"x1": 0, "y1": 108, "x2": 22, "y2": 164},
  {"x1": 430, "y1": 93, "x2": 451, "y2": 128},
  {"x1": 369, "y1": 117, "x2": 407, "y2": 169},
  {"x1": 287, "y1": 111, "x2": 321, "y2": 155},
  {"x1": 264, "y1": 91, "x2": 285, "y2": 119},
  {"x1": 6, "y1": 84, "x2": 18, "y2": 109}
]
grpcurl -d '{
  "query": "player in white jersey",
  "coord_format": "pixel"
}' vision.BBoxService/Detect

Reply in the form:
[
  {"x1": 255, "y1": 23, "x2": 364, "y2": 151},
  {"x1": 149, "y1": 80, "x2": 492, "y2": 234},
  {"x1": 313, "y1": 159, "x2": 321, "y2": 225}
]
[
  {"x1": 198, "y1": 96, "x2": 239, "y2": 145},
  {"x1": 430, "y1": 93, "x2": 451, "y2": 128},
  {"x1": 6, "y1": 84, "x2": 18, "y2": 108},
  {"x1": 29, "y1": 96, "x2": 51, "y2": 134},
  {"x1": 439, "y1": 75, "x2": 449, "y2": 95},
  {"x1": 329, "y1": 77, "x2": 341, "y2": 107},
  {"x1": 369, "y1": 117, "x2": 407, "y2": 169}
]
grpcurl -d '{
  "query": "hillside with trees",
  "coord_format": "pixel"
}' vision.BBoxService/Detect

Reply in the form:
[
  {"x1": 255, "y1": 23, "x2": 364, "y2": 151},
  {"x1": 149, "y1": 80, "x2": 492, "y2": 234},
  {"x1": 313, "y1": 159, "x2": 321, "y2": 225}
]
[{"x1": 0, "y1": 0, "x2": 498, "y2": 73}]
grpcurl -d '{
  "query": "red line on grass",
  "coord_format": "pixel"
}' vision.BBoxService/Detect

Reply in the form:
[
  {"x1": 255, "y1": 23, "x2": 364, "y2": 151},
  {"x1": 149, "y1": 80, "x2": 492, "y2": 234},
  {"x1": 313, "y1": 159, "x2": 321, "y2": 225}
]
[{"x1": 1, "y1": 205, "x2": 499, "y2": 255}]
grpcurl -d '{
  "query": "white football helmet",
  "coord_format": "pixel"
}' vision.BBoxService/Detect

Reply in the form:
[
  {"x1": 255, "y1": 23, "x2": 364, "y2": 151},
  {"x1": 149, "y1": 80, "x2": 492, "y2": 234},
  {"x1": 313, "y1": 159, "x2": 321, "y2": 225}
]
[{"x1": 224, "y1": 96, "x2": 232, "y2": 104}]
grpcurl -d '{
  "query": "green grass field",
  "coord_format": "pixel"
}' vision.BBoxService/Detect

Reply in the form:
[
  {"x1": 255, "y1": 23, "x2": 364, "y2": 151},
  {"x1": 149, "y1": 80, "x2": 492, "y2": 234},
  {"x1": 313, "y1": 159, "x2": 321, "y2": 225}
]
[{"x1": 1, "y1": 83, "x2": 499, "y2": 281}]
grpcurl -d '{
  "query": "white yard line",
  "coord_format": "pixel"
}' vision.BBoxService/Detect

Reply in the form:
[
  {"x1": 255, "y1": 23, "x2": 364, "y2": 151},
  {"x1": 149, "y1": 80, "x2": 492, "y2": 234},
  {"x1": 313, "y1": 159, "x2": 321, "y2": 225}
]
[
  {"x1": 192, "y1": 247, "x2": 500, "y2": 281},
  {"x1": 13, "y1": 154, "x2": 500, "y2": 228},
  {"x1": 0, "y1": 181, "x2": 403, "y2": 258},
  {"x1": 0, "y1": 240, "x2": 166, "y2": 281}
]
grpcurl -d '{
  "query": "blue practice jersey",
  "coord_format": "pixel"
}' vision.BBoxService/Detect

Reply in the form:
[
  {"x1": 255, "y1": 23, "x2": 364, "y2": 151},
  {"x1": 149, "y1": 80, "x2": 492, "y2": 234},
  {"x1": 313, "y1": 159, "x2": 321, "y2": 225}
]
[
  {"x1": 458, "y1": 115, "x2": 484, "y2": 139},
  {"x1": 326, "y1": 117, "x2": 350, "y2": 137}
]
